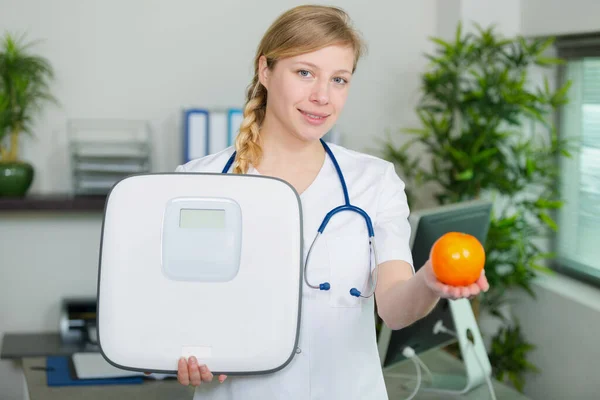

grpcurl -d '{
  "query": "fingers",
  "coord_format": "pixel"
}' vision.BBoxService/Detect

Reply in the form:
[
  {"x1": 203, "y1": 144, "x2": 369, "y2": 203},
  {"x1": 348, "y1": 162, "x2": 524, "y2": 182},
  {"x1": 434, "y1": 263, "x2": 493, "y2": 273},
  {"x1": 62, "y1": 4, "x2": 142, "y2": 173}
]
[
  {"x1": 477, "y1": 270, "x2": 490, "y2": 292},
  {"x1": 199, "y1": 364, "x2": 214, "y2": 382},
  {"x1": 468, "y1": 283, "x2": 480, "y2": 297},
  {"x1": 451, "y1": 286, "x2": 461, "y2": 298},
  {"x1": 177, "y1": 357, "x2": 224, "y2": 387},
  {"x1": 177, "y1": 357, "x2": 190, "y2": 386},
  {"x1": 188, "y1": 357, "x2": 202, "y2": 386},
  {"x1": 438, "y1": 284, "x2": 477, "y2": 300}
]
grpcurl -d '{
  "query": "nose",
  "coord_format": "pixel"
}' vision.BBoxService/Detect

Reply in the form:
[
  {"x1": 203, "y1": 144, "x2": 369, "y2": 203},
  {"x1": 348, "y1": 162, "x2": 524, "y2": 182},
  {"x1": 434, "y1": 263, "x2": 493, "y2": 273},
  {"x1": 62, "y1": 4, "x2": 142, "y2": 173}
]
[{"x1": 309, "y1": 80, "x2": 329, "y2": 105}]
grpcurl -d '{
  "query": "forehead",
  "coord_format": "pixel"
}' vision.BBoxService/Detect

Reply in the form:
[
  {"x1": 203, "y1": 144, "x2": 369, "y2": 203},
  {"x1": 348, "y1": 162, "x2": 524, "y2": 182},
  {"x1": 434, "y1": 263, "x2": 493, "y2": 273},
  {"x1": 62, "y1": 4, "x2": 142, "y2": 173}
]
[{"x1": 280, "y1": 45, "x2": 355, "y2": 73}]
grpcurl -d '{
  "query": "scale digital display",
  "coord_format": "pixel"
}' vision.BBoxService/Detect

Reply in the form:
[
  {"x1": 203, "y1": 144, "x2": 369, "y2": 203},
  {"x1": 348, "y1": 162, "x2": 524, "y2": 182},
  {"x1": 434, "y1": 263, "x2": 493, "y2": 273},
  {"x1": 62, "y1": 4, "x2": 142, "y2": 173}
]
[
  {"x1": 179, "y1": 209, "x2": 226, "y2": 229},
  {"x1": 162, "y1": 197, "x2": 242, "y2": 282}
]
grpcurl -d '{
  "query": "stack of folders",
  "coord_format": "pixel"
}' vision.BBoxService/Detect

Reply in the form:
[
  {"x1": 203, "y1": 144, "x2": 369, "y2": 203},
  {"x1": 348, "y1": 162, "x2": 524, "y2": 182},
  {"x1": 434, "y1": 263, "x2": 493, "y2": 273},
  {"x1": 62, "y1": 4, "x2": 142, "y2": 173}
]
[
  {"x1": 68, "y1": 119, "x2": 153, "y2": 195},
  {"x1": 183, "y1": 108, "x2": 244, "y2": 162}
]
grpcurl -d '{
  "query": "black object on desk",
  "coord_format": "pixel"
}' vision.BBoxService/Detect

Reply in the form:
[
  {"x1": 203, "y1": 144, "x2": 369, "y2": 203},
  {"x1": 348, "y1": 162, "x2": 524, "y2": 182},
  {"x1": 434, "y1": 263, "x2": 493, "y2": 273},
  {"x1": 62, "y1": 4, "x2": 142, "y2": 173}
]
[{"x1": 1, "y1": 332, "x2": 97, "y2": 360}]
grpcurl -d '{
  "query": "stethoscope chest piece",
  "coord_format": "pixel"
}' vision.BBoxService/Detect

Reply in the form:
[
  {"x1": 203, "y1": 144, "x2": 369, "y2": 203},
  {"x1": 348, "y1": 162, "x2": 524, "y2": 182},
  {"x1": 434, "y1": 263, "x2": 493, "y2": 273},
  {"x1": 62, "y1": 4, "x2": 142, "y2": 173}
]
[{"x1": 222, "y1": 139, "x2": 380, "y2": 299}]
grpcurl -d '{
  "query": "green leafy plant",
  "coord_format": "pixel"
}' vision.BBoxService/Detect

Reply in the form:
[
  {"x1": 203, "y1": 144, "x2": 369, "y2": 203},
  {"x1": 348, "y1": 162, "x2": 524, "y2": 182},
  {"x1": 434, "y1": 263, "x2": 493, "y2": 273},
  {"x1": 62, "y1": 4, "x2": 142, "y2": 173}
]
[
  {"x1": 0, "y1": 31, "x2": 56, "y2": 162},
  {"x1": 489, "y1": 322, "x2": 539, "y2": 392},
  {"x1": 379, "y1": 23, "x2": 574, "y2": 391}
]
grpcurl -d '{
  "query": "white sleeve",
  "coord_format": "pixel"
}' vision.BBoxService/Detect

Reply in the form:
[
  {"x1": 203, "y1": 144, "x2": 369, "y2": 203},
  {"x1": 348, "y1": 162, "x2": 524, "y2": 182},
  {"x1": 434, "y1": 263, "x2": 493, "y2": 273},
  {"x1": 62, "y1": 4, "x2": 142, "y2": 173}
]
[{"x1": 373, "y1": 162, "x2": 415, "y2": 274}]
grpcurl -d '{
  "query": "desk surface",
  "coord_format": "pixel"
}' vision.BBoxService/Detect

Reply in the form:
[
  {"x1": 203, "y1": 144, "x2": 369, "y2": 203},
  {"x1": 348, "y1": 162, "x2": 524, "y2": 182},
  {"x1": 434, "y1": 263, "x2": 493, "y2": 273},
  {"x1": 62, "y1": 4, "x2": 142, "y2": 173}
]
[
  {"x1": 383, "y1": 349, "x2": 530, "y2": 399},
  {"x1": 1, "y1": 333, "x2": 95, "y2": 359},
  {"x1": 21, "y1": 349, "x2": 530, "y2": 400}
]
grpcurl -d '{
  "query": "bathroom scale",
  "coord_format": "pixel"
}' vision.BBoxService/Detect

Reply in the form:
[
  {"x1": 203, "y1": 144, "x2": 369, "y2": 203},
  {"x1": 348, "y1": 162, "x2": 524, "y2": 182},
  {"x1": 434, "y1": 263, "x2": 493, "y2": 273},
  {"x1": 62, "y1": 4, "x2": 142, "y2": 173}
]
[{"x1": 96, "y1": 172, "x2": 303, "y2": 376}]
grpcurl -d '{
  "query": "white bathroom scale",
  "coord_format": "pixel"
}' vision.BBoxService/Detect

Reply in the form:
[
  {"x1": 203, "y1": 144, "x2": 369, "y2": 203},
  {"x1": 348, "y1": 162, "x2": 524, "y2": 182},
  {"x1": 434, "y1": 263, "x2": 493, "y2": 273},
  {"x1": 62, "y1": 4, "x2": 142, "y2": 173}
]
[{"x1": 96, "y1": 172, "x2": 303, "y2": 376}]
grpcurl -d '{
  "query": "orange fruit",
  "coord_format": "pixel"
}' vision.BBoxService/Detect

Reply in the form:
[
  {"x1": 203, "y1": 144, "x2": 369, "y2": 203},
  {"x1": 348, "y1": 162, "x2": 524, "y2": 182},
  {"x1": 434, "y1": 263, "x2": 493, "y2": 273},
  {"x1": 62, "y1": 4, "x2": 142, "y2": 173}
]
[{"x1": 430, "y1": 232, "x2": 485, "y2": 287}]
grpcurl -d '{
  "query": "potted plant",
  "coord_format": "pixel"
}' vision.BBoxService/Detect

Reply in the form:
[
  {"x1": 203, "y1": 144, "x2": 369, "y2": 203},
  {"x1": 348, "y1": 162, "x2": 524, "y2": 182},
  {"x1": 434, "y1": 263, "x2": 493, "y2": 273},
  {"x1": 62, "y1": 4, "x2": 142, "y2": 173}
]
[
  {"x1": 378, "y1": 23, "x2": 574, "y2": 392},
  {"x1": 0, "y1": 32, "x2": 57, "y2": 196}
]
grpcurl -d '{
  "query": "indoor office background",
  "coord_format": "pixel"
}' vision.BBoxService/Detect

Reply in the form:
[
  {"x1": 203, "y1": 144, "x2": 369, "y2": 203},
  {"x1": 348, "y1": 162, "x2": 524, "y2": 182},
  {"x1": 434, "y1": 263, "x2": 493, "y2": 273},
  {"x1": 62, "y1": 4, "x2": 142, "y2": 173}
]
[{"x1": 1, "y1": 0, "x2": 599, "y2": 400}]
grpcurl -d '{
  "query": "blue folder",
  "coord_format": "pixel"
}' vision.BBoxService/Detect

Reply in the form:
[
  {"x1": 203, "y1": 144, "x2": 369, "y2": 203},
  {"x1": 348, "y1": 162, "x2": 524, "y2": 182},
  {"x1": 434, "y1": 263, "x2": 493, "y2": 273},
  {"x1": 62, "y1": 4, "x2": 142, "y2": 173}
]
[{"x1": 46, "y1": 356, "x2": 144, "y2": 387}]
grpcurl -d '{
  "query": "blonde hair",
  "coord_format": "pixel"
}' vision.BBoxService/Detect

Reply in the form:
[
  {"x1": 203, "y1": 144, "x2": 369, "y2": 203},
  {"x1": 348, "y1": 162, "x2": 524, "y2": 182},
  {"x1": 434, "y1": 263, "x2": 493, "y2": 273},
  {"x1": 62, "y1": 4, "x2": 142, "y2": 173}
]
[{"x1": 232, "y1": 5, "x2": 367, "y2": 174}]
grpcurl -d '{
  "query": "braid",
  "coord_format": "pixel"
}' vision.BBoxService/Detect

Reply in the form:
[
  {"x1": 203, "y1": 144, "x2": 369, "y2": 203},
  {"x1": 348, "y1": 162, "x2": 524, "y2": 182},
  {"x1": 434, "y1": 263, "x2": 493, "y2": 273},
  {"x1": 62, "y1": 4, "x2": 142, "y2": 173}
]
[{"x1": 233, "y1": 77, "x2": 266, "y2": 174}]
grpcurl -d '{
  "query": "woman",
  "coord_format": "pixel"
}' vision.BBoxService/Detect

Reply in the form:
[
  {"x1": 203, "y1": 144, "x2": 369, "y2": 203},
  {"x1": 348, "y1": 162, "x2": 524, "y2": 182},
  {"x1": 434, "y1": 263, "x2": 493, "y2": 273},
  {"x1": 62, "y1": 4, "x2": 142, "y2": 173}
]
[{"x1": 175, "y1": 5, "x2": 489, "y2": 399}]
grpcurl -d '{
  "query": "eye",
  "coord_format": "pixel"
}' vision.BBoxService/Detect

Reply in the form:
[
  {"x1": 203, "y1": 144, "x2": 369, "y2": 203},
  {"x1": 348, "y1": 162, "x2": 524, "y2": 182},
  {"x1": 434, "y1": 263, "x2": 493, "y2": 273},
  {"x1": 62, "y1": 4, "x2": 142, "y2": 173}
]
[
  {"x1": 298, "y1": 69, "x2": 312, "y2": 78},
  {"x1": 333, "y1": 77, "x2": 348, "y2": 85}
]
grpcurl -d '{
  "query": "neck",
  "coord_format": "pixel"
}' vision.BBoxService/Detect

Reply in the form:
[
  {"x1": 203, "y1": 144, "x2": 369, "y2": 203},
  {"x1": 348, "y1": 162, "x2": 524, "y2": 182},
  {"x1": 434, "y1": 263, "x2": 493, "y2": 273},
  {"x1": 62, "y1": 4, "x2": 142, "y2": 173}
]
[{"x1": 256, "y1": 118, "x2": 325, "y2": 172}]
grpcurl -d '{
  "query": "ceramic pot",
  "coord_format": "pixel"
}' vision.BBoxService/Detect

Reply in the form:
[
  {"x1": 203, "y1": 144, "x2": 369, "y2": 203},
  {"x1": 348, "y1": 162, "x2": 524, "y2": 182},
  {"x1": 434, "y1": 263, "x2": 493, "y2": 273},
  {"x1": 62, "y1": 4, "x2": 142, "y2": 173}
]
[{"x1": 0, "y1": 161, "x2": 34, "y2": 196}]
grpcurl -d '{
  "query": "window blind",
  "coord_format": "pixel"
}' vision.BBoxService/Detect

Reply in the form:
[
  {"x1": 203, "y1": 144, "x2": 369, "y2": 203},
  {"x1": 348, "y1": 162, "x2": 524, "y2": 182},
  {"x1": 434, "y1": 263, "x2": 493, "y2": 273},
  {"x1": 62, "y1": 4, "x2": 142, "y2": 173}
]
[{"x1": 557, "y1": 58, "x2": 600, "y2": 282}]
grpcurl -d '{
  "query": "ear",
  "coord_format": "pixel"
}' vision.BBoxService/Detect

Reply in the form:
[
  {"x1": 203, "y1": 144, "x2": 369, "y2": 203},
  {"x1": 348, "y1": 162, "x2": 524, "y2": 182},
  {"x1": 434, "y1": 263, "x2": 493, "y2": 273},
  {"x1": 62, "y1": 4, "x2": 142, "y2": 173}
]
[{"x1": 257, "y1": 55, "x2": 270, "y2": 90}]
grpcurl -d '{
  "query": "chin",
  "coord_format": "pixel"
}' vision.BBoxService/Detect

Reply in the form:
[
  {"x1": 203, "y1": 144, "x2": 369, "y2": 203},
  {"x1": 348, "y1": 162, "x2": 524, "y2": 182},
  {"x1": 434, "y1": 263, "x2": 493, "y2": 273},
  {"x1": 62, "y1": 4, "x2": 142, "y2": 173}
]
[{"x1": 295, "y1": 128, "x2": 331, "y2": 143}]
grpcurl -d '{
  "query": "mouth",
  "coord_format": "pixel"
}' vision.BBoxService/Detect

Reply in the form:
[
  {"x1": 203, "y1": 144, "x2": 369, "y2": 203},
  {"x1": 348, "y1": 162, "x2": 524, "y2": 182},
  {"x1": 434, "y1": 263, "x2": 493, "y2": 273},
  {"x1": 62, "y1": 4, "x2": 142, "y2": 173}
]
[{"x1": 298, "y1": 109, "x2": 330, "y2": 119}]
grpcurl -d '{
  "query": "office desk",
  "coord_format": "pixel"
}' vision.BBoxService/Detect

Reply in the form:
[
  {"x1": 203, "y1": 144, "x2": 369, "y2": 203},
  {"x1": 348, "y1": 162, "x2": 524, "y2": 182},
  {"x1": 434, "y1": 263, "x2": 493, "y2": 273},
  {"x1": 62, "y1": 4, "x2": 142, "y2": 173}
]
[
  {"x1": 383, "y1": 349, "x2": 530, "y2": 399},
  {"x1": 7, "y1": 333, "x2": 529, "y2": 400},
  {"x1": 1, "y1": 333, "x2": 192, "y2": 400},
  {"x1": 20, "y1": 352, "x2": 530, "y2": 400},
  {"x1": 22, "y1": 357, "x2": 191, "y2": 400}
]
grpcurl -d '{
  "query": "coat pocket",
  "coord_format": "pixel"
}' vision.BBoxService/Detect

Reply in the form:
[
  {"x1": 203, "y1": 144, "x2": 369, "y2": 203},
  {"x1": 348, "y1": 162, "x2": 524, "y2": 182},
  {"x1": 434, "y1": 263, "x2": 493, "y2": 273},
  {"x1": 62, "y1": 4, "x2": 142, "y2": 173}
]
[{"x1": 326, "y1": 234, "x2": 372, "y2": 308}]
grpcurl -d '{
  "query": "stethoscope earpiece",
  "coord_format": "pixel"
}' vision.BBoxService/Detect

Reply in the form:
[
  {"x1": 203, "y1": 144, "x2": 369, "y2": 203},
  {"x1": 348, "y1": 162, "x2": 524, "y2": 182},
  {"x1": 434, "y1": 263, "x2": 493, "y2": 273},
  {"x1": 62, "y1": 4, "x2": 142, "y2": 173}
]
[{"x1": 317, "y1": 285, "x2": 362, "y2": 297}]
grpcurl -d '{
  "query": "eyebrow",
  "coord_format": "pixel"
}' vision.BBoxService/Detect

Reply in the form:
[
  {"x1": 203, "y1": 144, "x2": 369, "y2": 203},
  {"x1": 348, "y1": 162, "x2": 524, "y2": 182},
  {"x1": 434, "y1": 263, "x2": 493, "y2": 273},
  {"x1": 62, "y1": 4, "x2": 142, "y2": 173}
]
[{"x1": 295, "y1": 61, "x2": 352, "y2": 75}]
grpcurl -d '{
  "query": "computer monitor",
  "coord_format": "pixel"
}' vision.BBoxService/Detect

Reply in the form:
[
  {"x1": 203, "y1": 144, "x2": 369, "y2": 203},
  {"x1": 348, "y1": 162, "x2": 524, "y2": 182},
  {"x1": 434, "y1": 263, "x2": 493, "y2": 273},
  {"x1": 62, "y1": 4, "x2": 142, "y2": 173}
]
[{"x1": 377, "y1": 199, "x2": 493, "y2": 369}]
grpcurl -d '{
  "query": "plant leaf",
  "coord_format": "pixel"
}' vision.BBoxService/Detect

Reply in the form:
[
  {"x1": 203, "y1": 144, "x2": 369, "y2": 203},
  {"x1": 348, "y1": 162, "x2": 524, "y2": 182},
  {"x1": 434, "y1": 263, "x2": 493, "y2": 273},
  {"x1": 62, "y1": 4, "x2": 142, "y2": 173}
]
[
  {"x1": 455, "y1": 169, "x2": 474, "y2": 181},
  {"x1": 539, "y1": 212, "x2": 558, "y2": 231}
]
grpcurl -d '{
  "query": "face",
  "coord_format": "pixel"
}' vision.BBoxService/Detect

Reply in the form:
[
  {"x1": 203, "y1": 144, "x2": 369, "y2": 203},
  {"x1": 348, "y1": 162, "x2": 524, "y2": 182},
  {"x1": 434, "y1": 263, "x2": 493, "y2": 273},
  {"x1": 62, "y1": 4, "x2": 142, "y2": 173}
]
[{"x1": 258, "y1": 44, "x2": 355, "y2": 143}]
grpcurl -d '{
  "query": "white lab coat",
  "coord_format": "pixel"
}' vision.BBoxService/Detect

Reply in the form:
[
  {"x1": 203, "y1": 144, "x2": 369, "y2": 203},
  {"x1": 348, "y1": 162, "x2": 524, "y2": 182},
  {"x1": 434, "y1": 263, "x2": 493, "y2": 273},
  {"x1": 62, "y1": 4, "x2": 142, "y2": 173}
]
[{"x1": 176, "y1": 143, "x2": 414, "y2": 400}]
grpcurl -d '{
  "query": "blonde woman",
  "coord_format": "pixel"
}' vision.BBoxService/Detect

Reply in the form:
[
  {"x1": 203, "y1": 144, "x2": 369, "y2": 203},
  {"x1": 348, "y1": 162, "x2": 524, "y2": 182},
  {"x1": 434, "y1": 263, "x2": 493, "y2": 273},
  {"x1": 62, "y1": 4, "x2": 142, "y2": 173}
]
[{"x1": 175, "y1": 5, "x2": 489, "y2": 399}]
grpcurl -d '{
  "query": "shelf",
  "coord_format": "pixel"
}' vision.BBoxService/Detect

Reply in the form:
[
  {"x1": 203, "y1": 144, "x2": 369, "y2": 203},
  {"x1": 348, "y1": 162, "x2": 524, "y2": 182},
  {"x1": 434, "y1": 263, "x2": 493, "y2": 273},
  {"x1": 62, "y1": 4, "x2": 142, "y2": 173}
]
[{"x1": 0, "y1": 194, "x2": 107, "y2": 212}]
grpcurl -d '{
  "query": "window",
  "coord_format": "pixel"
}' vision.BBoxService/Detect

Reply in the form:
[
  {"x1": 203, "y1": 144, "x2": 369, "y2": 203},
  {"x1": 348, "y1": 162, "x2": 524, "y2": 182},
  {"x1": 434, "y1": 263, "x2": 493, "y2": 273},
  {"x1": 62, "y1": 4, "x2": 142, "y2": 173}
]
[{"x1": 555, "y1": 34, "x2": 600, "y2": 286}]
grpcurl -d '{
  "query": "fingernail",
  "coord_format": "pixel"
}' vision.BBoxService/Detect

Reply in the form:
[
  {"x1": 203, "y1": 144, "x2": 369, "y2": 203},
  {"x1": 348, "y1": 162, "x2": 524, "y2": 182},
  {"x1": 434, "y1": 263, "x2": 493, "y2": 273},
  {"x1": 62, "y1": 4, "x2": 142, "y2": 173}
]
[{"x1": 189, "y1": 356, "x2": 196, "y2": 365}]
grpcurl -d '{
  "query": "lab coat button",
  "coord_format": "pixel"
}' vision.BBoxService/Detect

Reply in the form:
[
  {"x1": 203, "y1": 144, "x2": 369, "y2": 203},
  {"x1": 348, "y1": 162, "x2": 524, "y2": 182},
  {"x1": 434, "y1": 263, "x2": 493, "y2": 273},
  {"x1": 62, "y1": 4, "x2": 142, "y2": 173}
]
[{"x1": 295, "y1": 347, "x2": 302, "y2": 354}]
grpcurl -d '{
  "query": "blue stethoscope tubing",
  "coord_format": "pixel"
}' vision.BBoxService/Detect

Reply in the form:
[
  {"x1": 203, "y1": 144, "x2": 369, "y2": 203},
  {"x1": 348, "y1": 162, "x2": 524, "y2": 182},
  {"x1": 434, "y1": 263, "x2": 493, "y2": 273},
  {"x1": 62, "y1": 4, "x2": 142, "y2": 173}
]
[{"x1": 222, "y1": 139, "x2": 379, "y2": 299}]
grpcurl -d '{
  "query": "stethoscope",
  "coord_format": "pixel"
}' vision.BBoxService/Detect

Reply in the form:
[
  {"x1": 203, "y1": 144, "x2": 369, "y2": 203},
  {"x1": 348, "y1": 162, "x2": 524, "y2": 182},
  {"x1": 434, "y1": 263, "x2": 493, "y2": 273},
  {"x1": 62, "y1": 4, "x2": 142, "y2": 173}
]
[{"x1": 222, "y1": 138, "x2": 379, "y2": 298}]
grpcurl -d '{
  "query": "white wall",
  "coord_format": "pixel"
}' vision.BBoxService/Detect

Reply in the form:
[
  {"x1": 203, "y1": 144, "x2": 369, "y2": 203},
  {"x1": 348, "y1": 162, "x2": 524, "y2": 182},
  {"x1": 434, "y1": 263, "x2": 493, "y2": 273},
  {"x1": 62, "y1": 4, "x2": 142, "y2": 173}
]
[
  {"x1": 0, "y1": 1, "x2": 438, "y2": 398},
  {"x1": 0, "y1": 214, "x2": 103, "y2": 400},
  {"x1": 511, "y1": 274, "x2": 600, "y2": 400},
  {"x1": 521, "y1": 0, "x2": 600, "y2": 37},
  {"x1": 0, "y1": 0, "x2": 435, "y2": 194}
]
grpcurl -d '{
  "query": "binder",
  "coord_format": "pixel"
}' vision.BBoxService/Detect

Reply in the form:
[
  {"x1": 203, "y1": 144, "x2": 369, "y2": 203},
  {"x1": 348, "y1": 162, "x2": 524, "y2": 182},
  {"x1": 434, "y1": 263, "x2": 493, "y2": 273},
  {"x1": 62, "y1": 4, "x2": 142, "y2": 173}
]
[
  {"x1": 183, "y1": 108, "x2": 244, "y2": 162},
  {"x1": 183, "y1": 109, "x2": 209, "y2": 162},
  {"x1": 228, "y1": 108, "x2": 244, "y2": 146},
  {"x1": 208, "y1": 110, "x2": 228, "y2": 155}
]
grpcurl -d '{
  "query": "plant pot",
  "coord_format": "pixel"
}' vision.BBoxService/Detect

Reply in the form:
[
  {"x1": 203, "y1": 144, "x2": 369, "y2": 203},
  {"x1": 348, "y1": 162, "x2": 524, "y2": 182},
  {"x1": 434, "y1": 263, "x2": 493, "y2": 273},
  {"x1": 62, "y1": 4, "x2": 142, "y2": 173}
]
[{"x1": 0, "y1": 161, "x2": 34, "y2": 196}]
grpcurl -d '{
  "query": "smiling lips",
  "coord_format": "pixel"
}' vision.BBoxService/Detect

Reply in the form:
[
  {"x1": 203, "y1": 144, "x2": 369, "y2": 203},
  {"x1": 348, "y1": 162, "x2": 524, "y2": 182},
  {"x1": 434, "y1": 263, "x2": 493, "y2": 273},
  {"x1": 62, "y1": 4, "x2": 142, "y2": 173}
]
[{"x1": 299, "y1": 109, "x2": 330, "y2": 125}]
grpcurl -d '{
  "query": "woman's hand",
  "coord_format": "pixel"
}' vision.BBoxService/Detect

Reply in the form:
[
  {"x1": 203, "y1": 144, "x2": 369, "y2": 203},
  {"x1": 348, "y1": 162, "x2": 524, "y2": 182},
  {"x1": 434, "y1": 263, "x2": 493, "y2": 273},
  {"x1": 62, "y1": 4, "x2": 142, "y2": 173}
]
[
  {"x1": 421, "y1": 258, "x2": 489, "y2": 300},
  {"x1": 176, "y1": 356, "x2": 227, "y2": 386}
]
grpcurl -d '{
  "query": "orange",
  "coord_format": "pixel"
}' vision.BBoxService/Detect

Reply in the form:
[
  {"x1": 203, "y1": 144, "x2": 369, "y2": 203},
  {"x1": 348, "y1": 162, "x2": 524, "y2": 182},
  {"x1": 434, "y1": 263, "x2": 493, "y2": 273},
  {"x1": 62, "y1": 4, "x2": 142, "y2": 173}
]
[{"x1": 430, "y1": 232, "x2": 485, "y2": 287}]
